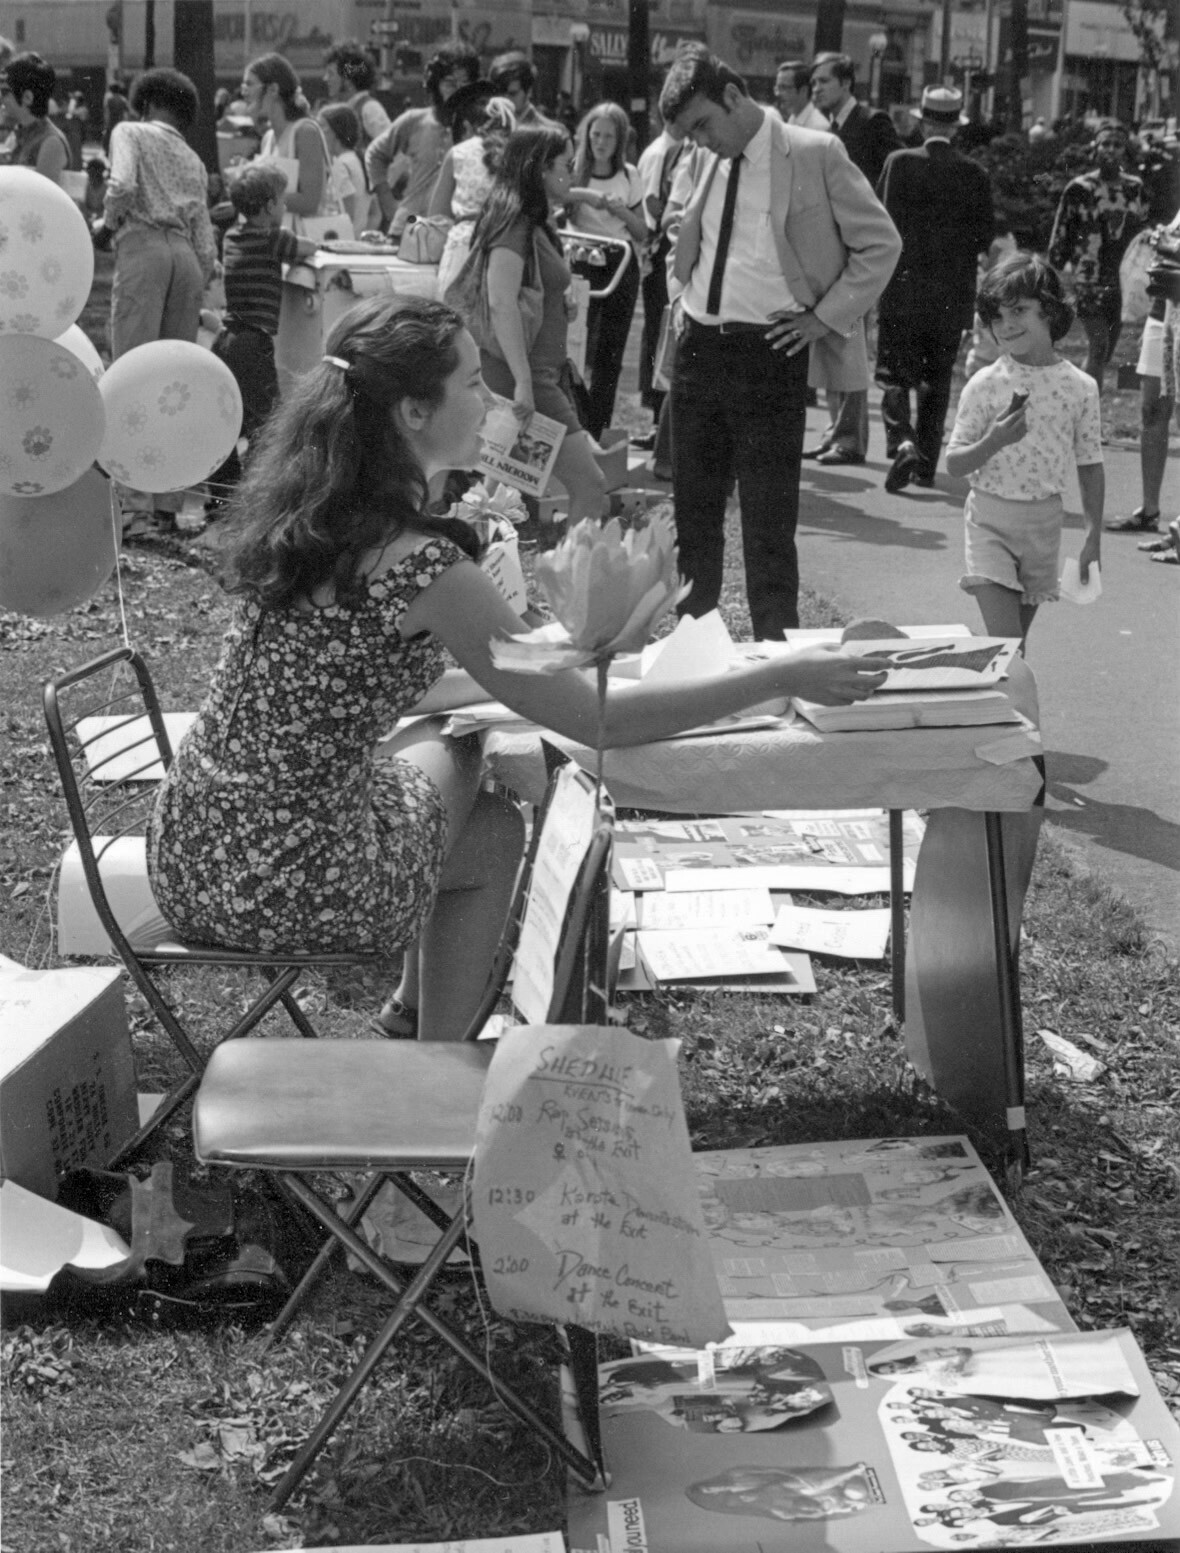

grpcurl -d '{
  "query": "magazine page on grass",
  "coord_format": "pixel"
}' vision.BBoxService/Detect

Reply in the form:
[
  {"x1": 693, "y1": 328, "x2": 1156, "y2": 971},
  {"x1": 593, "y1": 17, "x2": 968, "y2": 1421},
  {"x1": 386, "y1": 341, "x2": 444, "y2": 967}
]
[
  {"x1": 694, "y1": 1136, "x2": 1076, "y2": 1341},
  {"x1": 566, "y1": 1328, "x2": 1180, "y2": 1553},
  {"x1": 478, "y1": 396, "x2": 566, "y2": 497}
]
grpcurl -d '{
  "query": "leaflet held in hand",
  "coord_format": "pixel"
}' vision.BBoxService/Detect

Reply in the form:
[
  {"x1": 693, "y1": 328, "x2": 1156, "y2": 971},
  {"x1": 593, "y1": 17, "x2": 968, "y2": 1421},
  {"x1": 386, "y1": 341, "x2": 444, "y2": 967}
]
[{"x1": 478, "y1": 396, "x2": 566, "y2": 497}]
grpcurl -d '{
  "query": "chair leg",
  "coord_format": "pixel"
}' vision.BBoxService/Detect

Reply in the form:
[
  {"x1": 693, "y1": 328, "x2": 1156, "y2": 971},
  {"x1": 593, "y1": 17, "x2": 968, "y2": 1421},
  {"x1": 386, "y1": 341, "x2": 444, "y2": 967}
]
[
  {"x1": 107, "y1": 1071, "x2": 201, "y2": 1168},
  {"x1": 263, "y1": 1170, "x2": 387, "y2": 1349},
  {"x1": 268, "y1": 1173, "x2": 601, "y2": 1509}
]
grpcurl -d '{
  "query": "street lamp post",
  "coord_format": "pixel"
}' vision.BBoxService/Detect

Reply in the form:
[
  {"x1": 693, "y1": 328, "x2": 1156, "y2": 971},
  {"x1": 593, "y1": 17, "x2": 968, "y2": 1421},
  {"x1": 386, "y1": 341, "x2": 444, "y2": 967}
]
[{"x1": 869, "y1": 30, "x2": 888, "y2": 105}]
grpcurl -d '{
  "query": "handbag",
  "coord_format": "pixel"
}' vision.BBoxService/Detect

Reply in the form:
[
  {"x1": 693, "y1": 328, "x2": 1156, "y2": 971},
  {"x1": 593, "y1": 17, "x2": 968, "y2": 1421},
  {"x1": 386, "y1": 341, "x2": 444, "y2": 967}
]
[
  {"x1": 398, "y1": 214, "x2": 453, "y2": 265},
  {"x1": 443, "y1": 228, "x2": 545, "y2": 361}
]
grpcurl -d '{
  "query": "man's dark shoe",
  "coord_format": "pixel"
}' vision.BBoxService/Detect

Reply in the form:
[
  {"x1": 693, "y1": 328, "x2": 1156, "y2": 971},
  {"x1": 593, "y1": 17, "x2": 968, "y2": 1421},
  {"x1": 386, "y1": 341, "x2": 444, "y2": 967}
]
[
  {"x1": 1105, "y1": 507, "x2": 1160, "y2": 533},
  {"x1": 884, "y1": 441, "x2": 920, "y2": 493}
]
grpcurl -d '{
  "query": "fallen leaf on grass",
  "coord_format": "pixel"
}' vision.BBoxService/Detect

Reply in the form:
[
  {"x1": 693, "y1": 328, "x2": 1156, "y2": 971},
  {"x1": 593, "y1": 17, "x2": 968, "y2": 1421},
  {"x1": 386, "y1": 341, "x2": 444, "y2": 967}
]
[
  {"x1": 177, "y1": 1442, "x2": 220, "y2": 1471},
  {"x1": 1036, "y1": 1028, "x2": 1106, "y2": 1081}
]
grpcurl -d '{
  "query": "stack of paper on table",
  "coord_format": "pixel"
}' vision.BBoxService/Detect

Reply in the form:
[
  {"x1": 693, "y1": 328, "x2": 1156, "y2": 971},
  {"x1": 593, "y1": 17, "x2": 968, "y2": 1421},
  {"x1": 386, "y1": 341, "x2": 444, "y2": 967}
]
[
  {"x1": 786, "y1": 637, "x2": 1024, "y2": 733},
  {"x1": 566, "y1": 1326, "x2": 1180, "y2": 1553}
]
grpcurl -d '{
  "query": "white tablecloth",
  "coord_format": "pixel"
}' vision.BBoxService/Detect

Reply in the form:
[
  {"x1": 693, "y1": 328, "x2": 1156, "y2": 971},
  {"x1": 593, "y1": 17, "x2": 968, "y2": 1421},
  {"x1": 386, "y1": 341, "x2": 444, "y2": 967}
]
[{"x1": 483, "y1": 658, "x2": 1042, "y2": 815}]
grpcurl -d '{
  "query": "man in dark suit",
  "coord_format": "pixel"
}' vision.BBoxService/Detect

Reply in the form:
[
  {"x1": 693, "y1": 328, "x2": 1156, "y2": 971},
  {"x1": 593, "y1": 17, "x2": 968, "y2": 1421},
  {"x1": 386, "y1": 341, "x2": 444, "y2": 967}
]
[
  {"x1": 875, "y1": 86, "x2": 994, "y2": 493},
  {"x1": 661, "y1": 46, "x2": 900, "y2": 636},
  {"x1": 804, "y1": 53, "x2": 902, "y2": 465}
]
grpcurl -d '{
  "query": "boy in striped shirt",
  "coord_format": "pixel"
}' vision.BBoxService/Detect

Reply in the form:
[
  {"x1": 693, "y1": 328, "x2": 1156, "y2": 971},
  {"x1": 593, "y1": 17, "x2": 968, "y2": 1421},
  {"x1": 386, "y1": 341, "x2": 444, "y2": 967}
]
[{"x1": 209, "y1": 162, "x2": 318, "y2": 500}]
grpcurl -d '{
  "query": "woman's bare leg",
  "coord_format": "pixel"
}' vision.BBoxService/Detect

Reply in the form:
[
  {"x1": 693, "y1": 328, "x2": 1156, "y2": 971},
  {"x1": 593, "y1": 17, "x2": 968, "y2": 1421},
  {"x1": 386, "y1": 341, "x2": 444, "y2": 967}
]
[
  {"x1": 972, "y1": 581, "x2": 1037, "y2": 649},
  {"x1": 379, "y1": 720, "x2": 524, "y2": 1040}
]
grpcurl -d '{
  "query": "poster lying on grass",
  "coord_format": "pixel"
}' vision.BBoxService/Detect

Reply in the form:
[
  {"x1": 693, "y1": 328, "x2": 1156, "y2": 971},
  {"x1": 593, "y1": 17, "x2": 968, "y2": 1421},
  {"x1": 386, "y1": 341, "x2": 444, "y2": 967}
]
[
  {"x1": 693, "y1": 1136, "x2": 1075, "y2": 1341},
  {"x1": 566, "y1": 1329, "x2": 1180, "y2": 1553}
]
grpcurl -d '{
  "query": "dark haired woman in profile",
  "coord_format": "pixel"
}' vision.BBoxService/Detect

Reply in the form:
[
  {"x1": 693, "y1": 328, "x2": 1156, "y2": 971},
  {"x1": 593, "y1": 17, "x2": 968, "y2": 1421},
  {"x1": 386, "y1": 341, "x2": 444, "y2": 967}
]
[{"x1": 146, "y1": 297, "x2": 887, "y2": 1041}]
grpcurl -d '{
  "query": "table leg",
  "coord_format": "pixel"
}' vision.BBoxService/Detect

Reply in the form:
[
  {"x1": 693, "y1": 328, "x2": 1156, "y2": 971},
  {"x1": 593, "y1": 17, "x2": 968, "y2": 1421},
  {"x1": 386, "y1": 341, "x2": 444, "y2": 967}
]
[
  {"x1": 889, "y1": 809, "x2": 906, "y2": 1027},
  {"x1": 904, "y1": 807, "x2": 1042, "y2": 1162}
]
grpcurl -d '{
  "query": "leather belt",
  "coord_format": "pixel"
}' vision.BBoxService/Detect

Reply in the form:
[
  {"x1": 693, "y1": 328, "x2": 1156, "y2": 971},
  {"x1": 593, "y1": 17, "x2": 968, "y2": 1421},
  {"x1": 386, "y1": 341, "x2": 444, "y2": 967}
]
[{"x1": 685, "y1": 316, "x2": 772, "y2": 337}]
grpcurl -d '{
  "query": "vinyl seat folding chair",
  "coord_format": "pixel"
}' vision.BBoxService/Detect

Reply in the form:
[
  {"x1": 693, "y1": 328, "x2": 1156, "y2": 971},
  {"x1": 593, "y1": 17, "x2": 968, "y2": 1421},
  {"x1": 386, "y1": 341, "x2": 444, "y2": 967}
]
[
  {"x1": 192, "y1": 761, "x2": 613, "y2": 1509},
  {"x1": 43, "y1": 646, "x2": 376, "y2": 1161}
]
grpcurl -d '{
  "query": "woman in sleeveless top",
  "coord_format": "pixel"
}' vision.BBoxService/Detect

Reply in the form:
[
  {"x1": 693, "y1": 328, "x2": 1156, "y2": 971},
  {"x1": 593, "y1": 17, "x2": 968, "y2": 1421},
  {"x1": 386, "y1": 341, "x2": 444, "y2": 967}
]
[{"x1": 240, "y1": 53, "x2": 339, "y2": 223}]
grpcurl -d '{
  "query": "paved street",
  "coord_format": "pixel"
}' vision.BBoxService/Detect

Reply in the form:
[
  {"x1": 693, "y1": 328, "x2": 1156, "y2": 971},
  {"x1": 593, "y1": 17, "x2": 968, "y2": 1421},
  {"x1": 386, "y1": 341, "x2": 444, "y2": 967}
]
[{"x1": 792, "y1": 398, "x2": 1180, "y2": 948}]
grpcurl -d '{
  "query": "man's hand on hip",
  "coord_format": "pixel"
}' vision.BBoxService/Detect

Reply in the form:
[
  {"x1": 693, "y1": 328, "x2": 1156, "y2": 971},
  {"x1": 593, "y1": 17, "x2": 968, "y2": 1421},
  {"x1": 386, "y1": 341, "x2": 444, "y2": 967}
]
[{"x1": 768, "y1": 309, "x2": 832, "y2": 355}]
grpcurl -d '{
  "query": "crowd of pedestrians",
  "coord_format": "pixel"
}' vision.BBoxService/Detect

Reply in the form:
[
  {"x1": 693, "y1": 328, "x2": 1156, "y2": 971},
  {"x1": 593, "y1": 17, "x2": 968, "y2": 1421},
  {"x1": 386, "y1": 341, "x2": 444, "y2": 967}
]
[{"x1": 1, "y1": 34, "x2": 1177, "y2": 578}]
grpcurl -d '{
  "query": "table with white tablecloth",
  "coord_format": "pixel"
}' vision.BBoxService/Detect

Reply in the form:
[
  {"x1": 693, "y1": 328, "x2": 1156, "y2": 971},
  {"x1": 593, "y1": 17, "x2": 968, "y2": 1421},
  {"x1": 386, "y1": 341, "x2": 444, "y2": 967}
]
[{"x1": 481, "y1": 657, "x2": 1044, "y2": 1180}]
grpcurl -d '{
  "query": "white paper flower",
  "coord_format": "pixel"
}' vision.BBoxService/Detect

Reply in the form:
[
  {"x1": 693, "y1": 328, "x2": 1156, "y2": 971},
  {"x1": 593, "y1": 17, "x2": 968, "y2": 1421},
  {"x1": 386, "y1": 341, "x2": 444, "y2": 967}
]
[{"x1": 491, "y1": 513, "x2": 689, "y2": 675}]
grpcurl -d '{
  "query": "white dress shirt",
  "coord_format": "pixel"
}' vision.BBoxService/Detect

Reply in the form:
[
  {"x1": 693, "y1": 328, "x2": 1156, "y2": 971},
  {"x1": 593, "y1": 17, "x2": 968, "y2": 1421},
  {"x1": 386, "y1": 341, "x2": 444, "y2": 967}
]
[
  {"x1": 791, "y1": 101, "x2": 831, "y2": 132},
  {"x1": 681, "y1": 111, "x2": 798, "y2": 326}
]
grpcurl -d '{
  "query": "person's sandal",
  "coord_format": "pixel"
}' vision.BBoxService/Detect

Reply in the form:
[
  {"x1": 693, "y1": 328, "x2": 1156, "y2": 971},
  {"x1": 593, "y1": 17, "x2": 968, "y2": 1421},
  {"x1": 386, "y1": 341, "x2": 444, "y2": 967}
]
[
  {"x1": 1105, "y1": 508, "x2": 1160, "y2": 533},
  {"x1": 369, "y1": 996, "x2": 419, "y2": 1039}
]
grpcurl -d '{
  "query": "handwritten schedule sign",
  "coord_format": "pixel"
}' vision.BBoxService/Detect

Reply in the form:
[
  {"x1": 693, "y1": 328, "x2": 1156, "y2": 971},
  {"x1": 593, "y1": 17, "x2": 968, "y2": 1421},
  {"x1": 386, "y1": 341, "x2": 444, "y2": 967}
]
[{"x1": 472, "y1": 1025, "x2": 730, "y2": 1348}]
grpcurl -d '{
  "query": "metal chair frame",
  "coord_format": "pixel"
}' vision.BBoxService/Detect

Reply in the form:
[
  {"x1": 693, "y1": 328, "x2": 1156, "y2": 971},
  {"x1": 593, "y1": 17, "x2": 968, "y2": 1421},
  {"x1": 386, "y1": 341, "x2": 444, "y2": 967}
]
[
  {"x1": 193, "y1": 764, "x2": 613, "y2": 1508},
  {"x1": 43, "y1": 646, "x2": 377, "y2": 1160}
]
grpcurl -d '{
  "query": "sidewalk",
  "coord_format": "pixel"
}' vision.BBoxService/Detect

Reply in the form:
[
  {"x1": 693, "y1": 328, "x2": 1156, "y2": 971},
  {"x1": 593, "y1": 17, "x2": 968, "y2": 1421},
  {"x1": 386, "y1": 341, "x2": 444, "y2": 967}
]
[{"x1": 790, "y1": 396, "x2": 1180, "y2": 948}]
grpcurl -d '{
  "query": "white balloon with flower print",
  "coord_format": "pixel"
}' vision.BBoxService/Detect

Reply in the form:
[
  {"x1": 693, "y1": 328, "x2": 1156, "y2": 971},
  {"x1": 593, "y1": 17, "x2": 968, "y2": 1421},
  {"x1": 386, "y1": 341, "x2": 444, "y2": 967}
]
[
  {"x1": 55, "y1": 323, "x2": 105, "y2": 383},
  {"x1": 98, "y1": 340, "x2": 243, "y2": 494},
  {"x1": 0, "y1": 333, "x2": 106, "y2": 497},
  {"x1": 0, "y1": 167, "x2": 94, "y2": 337}
]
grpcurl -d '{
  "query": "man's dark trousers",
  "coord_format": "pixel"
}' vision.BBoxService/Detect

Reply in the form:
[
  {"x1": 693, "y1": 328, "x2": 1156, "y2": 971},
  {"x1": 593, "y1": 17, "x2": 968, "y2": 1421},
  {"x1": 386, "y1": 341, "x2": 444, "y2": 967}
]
[
  {"x1": 671, "y1": 318, "x2": 808, "y2": 639},
  {"x1": 876, "y1": 313, "x2": 965, "y2": 475}
]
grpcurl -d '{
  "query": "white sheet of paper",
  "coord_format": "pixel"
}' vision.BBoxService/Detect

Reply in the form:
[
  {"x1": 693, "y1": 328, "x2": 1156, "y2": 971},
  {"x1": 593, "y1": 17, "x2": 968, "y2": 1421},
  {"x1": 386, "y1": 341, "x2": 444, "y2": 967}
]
[
  {"x1": 665, "y1": 862, "x2": 914, "y2": 896},
  {"x1": 0, "y1": 1179, "x2": 129, "y2": 1292},
  {"x1": 769, "y1": 904, "x2": 891, "y2": 959},
  {"x1": 1060, "y1": 556, "x2": 1102, "y2": 603},
  {"x1": 642, "y1": 609, "x2": 734, "y2": 685},
  {"x1": 637, "y1": 925, "x2": 788, "y2": 982},
  {"x1": 249, "y1": 1537, "x2": 567, "y2": 1553},
  {"x1": 638, "y1": 888, "x2": 776, "y2": 930}
]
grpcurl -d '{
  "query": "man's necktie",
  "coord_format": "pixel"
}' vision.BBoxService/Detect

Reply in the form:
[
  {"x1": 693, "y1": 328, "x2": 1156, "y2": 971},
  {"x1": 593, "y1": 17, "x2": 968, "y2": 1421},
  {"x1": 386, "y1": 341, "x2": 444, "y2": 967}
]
[{"x1": 705, "y1": 154, "x2": 742, "y2": 317}]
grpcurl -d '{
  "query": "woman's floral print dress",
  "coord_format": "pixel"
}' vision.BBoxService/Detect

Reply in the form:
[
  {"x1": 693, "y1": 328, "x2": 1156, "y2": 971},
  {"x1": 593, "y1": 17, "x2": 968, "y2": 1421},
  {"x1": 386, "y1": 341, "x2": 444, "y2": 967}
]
[{"x1": 147, "y1": 539, "x2": 465, "y2": 954}]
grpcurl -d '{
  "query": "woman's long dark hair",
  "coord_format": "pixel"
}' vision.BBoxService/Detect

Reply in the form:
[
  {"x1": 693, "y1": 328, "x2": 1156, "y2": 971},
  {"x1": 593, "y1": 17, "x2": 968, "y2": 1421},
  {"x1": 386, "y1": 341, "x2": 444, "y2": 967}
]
[
  {"x1": 572, "y1": 101, "x2": 629, "y2": 183},
  {"x1": 248, "y1": 52, "x2": 306, "y2": 120},
  {"x1": 223, "y1": 296, "x2": 479, "y2": 609},
  {"x1": 469, "y1": 124, "x2": 570, "y2": 254}
]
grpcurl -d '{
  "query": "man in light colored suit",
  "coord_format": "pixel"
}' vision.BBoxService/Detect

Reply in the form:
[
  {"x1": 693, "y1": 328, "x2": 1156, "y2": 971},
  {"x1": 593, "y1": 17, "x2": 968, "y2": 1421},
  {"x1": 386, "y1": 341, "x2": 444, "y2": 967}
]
[{"x1": 661, "y1": 45, "x2": 900, "y2": 638}]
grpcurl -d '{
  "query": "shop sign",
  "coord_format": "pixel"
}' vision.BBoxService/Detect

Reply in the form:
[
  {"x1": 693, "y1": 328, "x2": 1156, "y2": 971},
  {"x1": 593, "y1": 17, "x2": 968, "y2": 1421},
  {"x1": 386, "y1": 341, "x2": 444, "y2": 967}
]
[
  {"x1": 213, "y1": 0, "x2": 345, "y2": 68},
  {"x1": 707, "y1": 8, "x2": 809, "y2": 79},
  {"x1": 1064, "y1": 1, "x2": 1146, "y2": 62},
  {"x1": 587, "y1": 22, "x2": 705, "y2": 67},
  {"x1": 590, "y1": 24, "x2": 629, "y2": 63},
  {"x1": 1027, "y1": 28, "x2": 1061, "y2": 71}
]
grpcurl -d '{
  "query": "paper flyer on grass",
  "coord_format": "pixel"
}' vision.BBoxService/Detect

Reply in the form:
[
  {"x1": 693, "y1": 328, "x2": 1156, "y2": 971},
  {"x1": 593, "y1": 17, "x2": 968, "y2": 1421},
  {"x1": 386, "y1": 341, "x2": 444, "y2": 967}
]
[
  {"x1": 695, "y1": 1137, "x2": 1075, "y2": 1338},
  {"x1": 477, "y1": 396, "x2": 566, "y2": 497},
  {"x1": 611, "y1": 812, "x2": 924, "y2": 895},
  {"x1": 566, "y1": 1329, "x2": 1180, "y2": 1553}
]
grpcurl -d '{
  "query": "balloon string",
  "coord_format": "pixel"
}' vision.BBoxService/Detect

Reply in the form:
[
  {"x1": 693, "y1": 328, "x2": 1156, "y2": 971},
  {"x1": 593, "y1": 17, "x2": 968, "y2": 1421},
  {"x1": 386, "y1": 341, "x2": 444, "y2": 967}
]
[{"x1": 109, "y1": 480, "x2": 132, "y2": 651}]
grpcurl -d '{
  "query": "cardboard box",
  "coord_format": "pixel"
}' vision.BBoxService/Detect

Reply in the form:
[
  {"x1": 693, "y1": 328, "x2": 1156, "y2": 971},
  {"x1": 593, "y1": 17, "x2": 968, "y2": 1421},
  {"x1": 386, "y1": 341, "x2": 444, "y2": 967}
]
[
  {"x1": 57, "y1": 836, "x2": 170, "y2": 957},
  {"x1": 0, "y1": 957, "x2": 139, "y2": 1199}
]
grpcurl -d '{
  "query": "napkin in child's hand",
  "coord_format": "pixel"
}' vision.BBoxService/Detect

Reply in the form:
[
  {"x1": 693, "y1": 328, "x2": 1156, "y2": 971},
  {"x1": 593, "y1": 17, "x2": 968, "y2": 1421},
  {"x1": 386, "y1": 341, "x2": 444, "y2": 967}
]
[{"x1": 1059, "y1": 557, "x2": 1101, "y2": 604}]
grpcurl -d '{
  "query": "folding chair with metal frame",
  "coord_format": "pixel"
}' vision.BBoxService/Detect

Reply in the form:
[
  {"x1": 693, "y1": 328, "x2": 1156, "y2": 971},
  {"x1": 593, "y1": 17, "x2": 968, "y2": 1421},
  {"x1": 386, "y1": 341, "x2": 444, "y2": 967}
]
[
  {"x1": 43, "y1": 646, "x2": 376, "y2": 1162},
  {"x1": 192, "y1": 762, "x2": 613, "y2": 1509}
]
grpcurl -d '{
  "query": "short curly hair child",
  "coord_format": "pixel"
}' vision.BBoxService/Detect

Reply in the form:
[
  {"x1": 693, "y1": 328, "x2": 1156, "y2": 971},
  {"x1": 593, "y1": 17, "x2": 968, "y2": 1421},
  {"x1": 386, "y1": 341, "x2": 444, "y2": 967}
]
[
  {"x1": 226, "y1": 160, "x2": 290, "y2": 218},
  {"x1": 976, "y1": 251, "x2": 1075, "y2": 343}
]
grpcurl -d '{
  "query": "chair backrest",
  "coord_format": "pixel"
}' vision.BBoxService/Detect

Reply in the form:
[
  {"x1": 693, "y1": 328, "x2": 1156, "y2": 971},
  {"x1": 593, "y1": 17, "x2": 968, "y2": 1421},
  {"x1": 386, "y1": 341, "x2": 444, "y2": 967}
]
[
  {"x1": 459, "y1": 761, "x2": 612, "y2": 1040},
  {"x1": 43, "y1": 647, "x2": 177, "y2": 961}
]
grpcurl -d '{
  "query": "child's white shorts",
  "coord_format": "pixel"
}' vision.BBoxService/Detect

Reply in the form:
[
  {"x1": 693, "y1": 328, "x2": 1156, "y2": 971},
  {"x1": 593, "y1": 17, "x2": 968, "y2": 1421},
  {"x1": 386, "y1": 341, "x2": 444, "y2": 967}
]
[{"x1": 960, "y1": 489, "x2": 1063, "y2": 606}]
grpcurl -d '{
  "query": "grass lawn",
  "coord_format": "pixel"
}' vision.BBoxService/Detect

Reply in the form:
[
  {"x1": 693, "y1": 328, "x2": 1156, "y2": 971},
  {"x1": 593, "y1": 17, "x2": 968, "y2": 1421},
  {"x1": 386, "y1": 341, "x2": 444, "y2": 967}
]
[{"x1": 0, "y1": 257, "x2": 1176, "y2": 1553}]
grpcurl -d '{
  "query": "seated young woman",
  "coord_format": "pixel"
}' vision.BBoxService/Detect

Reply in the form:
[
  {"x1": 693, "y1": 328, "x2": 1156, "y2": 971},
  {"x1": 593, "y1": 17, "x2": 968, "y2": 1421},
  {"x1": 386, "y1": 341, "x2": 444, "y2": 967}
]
[{"x1": 146, "y1": 296, "x2": 888, "y2": 1042}]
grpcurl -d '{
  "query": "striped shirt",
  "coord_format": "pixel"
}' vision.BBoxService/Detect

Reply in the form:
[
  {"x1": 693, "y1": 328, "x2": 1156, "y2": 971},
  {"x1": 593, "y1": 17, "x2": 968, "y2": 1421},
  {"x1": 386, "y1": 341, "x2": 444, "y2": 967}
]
[{"x1": 222, "y1": 223, "x2": 302, "y2": 335}]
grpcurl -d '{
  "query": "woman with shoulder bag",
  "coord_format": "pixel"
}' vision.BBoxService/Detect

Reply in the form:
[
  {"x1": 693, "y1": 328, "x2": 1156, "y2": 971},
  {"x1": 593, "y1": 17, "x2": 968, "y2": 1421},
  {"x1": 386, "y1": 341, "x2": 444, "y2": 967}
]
[
  {"x1": 240, "y1": 53, "x2": 341, "y2": 228},
  {"x1": 454, "y1": 125, "x2": 607, "y2": 529}
]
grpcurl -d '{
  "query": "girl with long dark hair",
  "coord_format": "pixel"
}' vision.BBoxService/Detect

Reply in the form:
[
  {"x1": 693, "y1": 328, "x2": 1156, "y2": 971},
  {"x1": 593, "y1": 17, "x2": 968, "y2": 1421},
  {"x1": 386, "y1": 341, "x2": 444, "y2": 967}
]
[{"x1": 146, "y1": 296, "x2": 887, "y2": 1039}]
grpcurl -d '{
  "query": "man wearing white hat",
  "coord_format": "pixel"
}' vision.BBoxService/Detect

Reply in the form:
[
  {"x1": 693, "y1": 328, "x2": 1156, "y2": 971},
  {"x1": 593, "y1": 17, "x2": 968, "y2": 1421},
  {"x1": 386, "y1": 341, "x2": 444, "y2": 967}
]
[{"x1": 875, "y1": 85, "x2": 995, "y2": 494}]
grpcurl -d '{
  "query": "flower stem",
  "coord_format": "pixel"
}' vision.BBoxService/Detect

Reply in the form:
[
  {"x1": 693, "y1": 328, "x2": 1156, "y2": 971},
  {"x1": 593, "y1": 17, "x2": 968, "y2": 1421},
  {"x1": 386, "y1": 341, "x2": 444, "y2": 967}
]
[{"x1": 595, "y1": 656, "x2": 609, "y2": 804}]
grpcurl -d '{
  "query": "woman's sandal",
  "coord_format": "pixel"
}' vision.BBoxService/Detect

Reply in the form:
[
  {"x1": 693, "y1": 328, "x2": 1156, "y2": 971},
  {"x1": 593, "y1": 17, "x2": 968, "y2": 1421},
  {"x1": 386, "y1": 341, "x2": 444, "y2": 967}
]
[
  {"x1": 369, "y1": 997, "x2": 419, "y2": 1039},
  {"x1": 1105, "y1": 508, "x2": 1160, "y2": 533}
]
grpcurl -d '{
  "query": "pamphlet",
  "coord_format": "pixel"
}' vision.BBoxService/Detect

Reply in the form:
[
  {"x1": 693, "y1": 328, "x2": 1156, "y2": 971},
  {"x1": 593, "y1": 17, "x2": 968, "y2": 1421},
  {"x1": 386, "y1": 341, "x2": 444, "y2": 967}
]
[
  {"x1": 566, "y1": 1328, "x2": 1180, "y2": 1553},
  {"x1": 478, "y1": 395, "x2": 566, "y2": 497},
  {"x1": 770, "y1": 904, "x2": 891, "y2": 959},
  {"x1": 694, "y1": 1137, "x2": 1074, "y2": 1336}
]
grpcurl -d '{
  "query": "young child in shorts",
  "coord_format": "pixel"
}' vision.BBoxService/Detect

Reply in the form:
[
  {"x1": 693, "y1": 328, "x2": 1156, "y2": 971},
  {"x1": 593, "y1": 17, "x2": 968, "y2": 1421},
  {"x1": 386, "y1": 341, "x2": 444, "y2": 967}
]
[
  {"x1": 945, "y1": 252, "x2": 1104, "y2": 646},
  {"x1": 207, "y1": 162, "x2": 318, "y2": 503}
]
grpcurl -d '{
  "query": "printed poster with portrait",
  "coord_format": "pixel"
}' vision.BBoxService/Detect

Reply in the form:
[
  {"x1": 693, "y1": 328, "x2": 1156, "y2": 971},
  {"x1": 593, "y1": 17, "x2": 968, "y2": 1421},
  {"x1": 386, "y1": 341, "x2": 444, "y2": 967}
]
[
  {"x1": 566, "y1": 1329, "x2": 1180, "y2": 1553},
  {"x1": 694, "y1": 1135, "x2": 1075, "y2": 1342}
]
